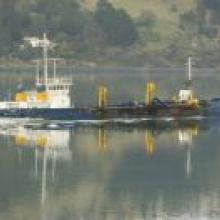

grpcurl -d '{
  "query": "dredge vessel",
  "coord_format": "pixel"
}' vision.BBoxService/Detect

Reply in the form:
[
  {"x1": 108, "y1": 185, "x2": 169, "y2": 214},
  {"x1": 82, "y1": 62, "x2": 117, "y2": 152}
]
[{"x1": 0, "y1": 34, "x2": 218, "y2": 121}]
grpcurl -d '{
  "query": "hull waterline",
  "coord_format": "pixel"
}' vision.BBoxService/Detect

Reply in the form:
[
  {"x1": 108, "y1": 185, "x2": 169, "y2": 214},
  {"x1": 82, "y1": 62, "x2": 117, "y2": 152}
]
[{"x1": 0, "y1": 101, "x2": 215, "y2": 121}]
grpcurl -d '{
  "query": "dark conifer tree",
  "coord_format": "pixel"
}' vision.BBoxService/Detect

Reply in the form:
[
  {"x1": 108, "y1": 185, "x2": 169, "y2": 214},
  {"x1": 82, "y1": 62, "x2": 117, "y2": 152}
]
[{"x1": 95, "y1": 0, "x2": 137, "y2": 47}]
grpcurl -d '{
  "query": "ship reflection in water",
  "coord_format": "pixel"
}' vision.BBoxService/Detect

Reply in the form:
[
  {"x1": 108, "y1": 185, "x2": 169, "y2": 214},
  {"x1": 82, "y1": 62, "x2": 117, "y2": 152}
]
[{"x1": 0, "y1": 119, "x2": 220, "y2": 219}]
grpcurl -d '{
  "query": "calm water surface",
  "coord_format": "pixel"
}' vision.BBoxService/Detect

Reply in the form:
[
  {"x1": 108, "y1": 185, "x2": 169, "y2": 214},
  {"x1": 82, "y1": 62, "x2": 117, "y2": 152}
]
[{"x1": 0, "y1": 119, "x2": 220, "y2": 220}]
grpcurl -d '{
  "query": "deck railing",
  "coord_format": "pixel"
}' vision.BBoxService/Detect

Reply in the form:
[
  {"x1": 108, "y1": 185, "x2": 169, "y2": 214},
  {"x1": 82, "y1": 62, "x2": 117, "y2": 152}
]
[{"x1": 36, "y1": 77, "x2": 72, "y2": 86}]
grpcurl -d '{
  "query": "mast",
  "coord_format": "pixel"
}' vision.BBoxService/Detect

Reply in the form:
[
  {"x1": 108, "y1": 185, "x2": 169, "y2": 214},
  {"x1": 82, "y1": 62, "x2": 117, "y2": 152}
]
[
  {"x1": 33, "y1": 59, "x2": 40, "y2": 84},
  {"x1": 43, "y1": 33, "x2": 48, "y2": 85},
  {"x1": 188, "y1": 56, "x2": 192, "y2": 82},
  {"x1": 178, "y1": 57, "x2": 194, "y2": 102},
  {"x1": 53, "y1": 59, "x2": 56, "y2": 79},
  {"x1": 24, "y1": 33, "x2": 52, "y2": 86},
  {"x1": 37, "y1": 60, "x2": 40, "y2": 84}
]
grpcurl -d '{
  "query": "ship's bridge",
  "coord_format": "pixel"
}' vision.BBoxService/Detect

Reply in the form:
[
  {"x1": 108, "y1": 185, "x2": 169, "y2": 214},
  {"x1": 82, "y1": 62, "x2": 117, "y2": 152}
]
[{"x1": 35, "y1": 76, "x2": 73, "y2": 108}]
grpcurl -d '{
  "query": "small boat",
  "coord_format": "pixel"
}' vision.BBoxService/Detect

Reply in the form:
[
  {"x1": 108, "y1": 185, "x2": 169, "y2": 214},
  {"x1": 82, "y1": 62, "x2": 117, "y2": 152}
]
[{"x1": 0, "y1": 34, "x2": 217, "y2": 121}]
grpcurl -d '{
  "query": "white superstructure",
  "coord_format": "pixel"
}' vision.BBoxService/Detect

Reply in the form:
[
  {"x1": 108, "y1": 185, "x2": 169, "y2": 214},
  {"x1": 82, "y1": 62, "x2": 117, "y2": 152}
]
[{"x1": 0, "y1": 33, "x2": 73, "y2": 109}]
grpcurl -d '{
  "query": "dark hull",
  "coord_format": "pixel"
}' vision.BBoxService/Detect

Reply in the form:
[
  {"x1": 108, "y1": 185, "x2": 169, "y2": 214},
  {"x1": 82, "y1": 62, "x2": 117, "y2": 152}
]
[
  {"x1": 0, "y1": 101, "x2": 212, "y2": 120},
  {"x1": 94, "y1": 105, "x2": 207, "y2": 120},
  {"x1": 0, "y1": 108, "x2": 94, "y2": 120}
]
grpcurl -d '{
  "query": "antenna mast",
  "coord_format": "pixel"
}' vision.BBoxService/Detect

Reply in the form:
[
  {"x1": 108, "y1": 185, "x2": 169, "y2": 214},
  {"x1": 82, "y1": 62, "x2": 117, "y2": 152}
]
[
  {"x1": 33, "y1": 59, "x2": 40, "y2": 84},
  {"x1": 24, "y1": 33, "x2": 54, "y2": 86},
  {"x1": 188, "y1": 56, "x2": 192, "y2": 81},
  {"x1": 43, "y1": 33, "x2": 48, "y2": 85}
]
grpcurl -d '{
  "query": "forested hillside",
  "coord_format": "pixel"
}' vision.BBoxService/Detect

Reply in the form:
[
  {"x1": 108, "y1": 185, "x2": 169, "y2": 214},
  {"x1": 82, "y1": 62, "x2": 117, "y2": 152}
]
[{"x1": 1, "y1": 0, "x2": 220, "y2": 67}]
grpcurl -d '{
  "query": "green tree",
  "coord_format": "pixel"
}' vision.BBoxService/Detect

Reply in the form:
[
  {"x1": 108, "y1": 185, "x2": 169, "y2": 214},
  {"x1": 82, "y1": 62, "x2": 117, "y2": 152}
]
[
  {"x1": 202, "y1": 0, "x2": 220, "y2": 22},
  {"x1": 203, "y1": 0, "x2": 220, "y2": 10},
  {"x1": 29, "y1": 0, "x2": 87, "y2": 36},
  {"x1": 0, "y1": 0, "x2": 28, "y2": 54},
  {"x1": 95, "y1": 0, "x2": 137, "y2": 47}
]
